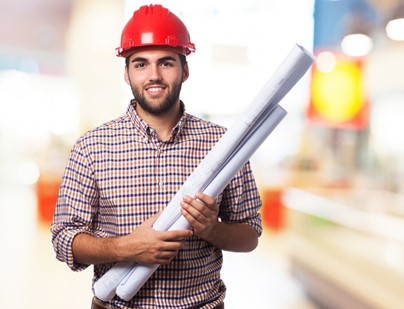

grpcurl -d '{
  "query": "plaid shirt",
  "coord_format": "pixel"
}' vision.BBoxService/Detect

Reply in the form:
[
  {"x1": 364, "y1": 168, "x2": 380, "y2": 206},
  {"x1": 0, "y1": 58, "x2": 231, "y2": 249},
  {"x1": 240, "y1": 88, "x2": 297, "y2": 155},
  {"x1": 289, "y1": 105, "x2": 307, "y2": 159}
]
[{"x1": 51, "y1": 101, "x2": 262, "y2": 309}]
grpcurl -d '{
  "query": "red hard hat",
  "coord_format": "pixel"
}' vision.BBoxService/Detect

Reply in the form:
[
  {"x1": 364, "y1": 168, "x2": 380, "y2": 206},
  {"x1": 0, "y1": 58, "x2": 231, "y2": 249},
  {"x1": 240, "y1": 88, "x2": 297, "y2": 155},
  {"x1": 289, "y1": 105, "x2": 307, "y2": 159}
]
[{"x1": 116, "y1": 4, "x2": 196, "y2": 57}]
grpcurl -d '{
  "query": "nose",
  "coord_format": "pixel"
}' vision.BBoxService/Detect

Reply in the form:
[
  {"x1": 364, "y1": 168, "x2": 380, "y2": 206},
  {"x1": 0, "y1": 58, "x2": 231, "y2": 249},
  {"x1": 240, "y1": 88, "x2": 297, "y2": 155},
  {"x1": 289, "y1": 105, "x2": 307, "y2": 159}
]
[{"x1": 148, "y1": 64, "x2": 162, "y2": 82}]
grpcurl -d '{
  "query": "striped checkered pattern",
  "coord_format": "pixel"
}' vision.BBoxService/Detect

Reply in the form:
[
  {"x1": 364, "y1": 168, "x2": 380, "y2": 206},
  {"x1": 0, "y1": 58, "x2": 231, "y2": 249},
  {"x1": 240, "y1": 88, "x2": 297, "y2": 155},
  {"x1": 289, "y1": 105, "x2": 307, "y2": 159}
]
[{"x1": 51, "y1": 101, "x2": 262, "y2": 308}]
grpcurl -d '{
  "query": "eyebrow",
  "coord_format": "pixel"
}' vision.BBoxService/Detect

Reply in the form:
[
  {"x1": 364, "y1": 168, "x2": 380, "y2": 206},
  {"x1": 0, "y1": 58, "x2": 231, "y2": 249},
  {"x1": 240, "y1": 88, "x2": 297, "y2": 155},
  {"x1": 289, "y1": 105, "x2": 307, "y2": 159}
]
[{"x1": 131, "y1": 56, "x2": 177, "y2": 63}]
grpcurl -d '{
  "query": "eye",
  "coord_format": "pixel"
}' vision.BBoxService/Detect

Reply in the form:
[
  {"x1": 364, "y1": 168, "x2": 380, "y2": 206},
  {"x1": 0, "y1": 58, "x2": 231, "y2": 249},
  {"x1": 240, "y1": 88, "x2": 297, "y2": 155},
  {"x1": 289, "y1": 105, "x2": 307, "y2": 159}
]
[
  {"x1": 161, "y1": 61, "x2": 173, "y2": 67},
  {"x1": 134, "y1": 62, "x2": 145, "y2": 69}
]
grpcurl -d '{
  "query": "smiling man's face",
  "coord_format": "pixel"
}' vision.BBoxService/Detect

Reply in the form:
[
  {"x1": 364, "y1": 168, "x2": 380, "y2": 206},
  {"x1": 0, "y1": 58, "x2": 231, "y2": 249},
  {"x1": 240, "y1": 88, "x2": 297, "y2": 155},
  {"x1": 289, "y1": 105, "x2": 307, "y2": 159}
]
[{"x1": 124, "y1": 48, "x2": 189, "y2": 116}]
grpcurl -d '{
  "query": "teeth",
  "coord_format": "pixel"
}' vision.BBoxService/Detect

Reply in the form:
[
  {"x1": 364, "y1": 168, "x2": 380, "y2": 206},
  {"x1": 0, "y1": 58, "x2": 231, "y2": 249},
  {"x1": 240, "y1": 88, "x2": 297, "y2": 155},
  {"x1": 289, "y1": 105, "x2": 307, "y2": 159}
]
[{"x1": 148, "y1": 87, "x2": 162, "y2": 92}]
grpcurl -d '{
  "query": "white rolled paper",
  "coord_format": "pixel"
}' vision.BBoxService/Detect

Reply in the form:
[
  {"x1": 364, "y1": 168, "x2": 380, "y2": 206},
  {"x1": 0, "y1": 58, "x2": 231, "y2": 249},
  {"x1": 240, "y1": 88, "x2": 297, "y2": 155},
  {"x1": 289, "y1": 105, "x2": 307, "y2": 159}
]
[{"x1": 116, "y1": 105, "x2": 287, "y2": 300}]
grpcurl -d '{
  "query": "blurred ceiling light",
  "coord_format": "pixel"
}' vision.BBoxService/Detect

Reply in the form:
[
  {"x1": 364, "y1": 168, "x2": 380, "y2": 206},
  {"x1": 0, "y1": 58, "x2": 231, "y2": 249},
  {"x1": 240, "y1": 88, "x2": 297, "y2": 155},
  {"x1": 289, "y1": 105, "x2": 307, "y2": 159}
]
[
  {"x1": 341, "y1": 14, "x2": 373, "y2": 57},
  {"x1": 386, "y1": 18, "x2": 404, "y2": 41},
  {"x1": 385, "y1": 3, "x2": 404, "y2": 41},
  {"x1": 341, "y1": 33, "x2": 373, "y2": 57}
]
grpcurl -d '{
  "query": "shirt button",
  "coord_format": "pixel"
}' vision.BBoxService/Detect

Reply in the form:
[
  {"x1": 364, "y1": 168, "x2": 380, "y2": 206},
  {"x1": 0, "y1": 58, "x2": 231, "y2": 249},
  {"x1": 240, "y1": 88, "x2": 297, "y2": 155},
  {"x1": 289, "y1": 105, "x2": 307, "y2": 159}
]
[
  {"x1": 143, "y1": 137, "x2": 148, "y2": 143},
  {"x1": 159, "y1": 182, "x2": 164, "y2": 186}
]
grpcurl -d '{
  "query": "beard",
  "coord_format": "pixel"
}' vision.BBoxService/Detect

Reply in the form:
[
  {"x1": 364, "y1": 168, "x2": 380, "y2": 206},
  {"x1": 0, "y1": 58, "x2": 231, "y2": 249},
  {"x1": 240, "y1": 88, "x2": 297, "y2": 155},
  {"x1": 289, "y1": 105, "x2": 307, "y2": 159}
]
[{"x1": 130, "y1": 80, "x2": 183, "y2": 116}]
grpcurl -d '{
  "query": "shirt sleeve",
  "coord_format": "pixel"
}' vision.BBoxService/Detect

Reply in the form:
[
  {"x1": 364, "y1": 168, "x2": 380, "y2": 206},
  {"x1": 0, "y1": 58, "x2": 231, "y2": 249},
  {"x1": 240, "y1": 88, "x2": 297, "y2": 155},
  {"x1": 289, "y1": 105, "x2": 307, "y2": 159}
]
[
  {"x1": 218, "y1": 161, "x2": 263, "y2": 236},
  {"x1": 51, "y1": 139, "x2": 107, "y2": 271}
]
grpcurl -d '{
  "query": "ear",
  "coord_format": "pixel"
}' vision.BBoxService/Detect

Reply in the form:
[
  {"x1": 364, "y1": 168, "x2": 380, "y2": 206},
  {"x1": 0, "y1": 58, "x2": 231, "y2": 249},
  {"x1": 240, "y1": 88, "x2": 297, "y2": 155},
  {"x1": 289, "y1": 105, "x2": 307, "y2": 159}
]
[
  {"x1": 124, "y1": 66, "x2": 130, "y2": 85},
  {"x1": 182, "y1": 62, "x2": 189, "y2": 82}
]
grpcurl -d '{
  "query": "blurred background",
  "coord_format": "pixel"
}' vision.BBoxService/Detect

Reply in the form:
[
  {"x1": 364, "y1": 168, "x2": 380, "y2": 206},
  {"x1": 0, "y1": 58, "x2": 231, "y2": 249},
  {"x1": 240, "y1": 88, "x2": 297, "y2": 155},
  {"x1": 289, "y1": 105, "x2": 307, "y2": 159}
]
[{"x1": 1, "y1": 0, "x2": 404, "y2": 308}]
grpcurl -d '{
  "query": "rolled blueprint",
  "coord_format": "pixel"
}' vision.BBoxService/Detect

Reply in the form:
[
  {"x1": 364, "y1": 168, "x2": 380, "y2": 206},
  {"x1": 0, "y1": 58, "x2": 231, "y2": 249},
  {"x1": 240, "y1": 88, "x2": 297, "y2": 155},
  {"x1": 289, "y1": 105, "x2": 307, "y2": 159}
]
[
  {"x1": 94, "y1": 43, "x2": 315, "y2": 301},
  {"x1": 116, "y1": 105, "x2": 287, "y2": 300},
  {"x1": 95, "y1": 104, "x2": 287, "y2": 302}
]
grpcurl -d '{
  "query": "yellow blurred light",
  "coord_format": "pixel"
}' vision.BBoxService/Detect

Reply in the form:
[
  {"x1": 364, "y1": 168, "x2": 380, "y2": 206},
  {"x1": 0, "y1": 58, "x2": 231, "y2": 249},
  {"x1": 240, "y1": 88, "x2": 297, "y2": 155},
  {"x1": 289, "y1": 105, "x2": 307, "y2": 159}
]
[{"x1": 312, "y1": 59, "x2": 363, "y2": 123}]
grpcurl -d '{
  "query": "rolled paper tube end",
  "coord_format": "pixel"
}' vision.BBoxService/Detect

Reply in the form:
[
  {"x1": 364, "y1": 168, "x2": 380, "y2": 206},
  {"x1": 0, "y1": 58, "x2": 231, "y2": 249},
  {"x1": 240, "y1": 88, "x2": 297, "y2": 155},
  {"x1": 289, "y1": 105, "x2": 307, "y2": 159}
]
[{"x1": 94, "y1": 280, "x2": 117, "y2": 302}]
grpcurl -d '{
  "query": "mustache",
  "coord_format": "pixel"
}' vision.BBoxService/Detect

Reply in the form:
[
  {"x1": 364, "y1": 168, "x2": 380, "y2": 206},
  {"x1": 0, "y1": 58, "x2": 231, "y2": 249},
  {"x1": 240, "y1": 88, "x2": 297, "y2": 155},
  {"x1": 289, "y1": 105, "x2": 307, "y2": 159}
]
[{"x1": 145, "y1": 80, "x2": 166, "y2": 87}]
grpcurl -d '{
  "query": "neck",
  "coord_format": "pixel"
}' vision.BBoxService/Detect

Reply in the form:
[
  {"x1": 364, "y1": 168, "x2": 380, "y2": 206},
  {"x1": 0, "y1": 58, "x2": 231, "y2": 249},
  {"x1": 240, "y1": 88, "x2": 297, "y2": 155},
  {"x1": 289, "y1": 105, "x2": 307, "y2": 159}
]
[{"x1": 136, "y1": 101, "x2": 182, "y2": 141}]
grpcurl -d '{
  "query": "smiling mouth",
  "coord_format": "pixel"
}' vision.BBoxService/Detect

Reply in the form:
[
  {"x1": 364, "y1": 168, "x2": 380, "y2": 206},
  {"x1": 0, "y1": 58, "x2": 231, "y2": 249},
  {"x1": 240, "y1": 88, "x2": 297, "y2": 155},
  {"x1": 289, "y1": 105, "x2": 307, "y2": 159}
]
[
  {"x1": 148, "y1": 86, "x2": 163, "y2": 92},
  {"x1": 146, "y1": 85, "x2": 166, "y2": 96}
]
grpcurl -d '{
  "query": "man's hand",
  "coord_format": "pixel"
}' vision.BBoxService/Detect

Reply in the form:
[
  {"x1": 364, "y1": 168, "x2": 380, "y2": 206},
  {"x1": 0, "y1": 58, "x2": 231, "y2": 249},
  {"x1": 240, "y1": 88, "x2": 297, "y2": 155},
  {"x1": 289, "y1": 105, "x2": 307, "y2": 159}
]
[
  {"x1": 121, "y1": 211, "x2": 193, "y2": 265},
  {"x1": 180, "y1": 192, "x2": 219, "y2": 241},
  {"x1": 72, "y1": 211, "x2": 193, "y2": 266},
  {"x1": 180, "y1": 192, "x2": 259, "y2": 252}
]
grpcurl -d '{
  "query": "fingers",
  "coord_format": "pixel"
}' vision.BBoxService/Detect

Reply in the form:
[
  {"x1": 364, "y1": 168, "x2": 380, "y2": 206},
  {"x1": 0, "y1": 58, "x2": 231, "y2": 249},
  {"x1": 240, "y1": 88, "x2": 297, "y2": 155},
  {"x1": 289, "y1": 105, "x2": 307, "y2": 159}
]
[
  {"x1": 181, "y1": 193, "x2": 214, "y2": 210},
  {"x1": 180, "y1": 193, "x2": 219, "y2": 241},
  {"x1": 162, "y1": 229, "x2": 193, "y2": 241},
  {"x1": 154, "y1": 247, "x2": 181, "y2": 264},
  {"x1": 181, "y1": 193, "x2": 218, "y2": 217},
  {"x1": 139, "y1": 211, "x2": 193, "y2": 241},
  {"x1": 195, "y1": 192, "x2": 216, "y2": 206},
  {"x1": 153, "y1": 231, "x2": 192, "y2": 264}
]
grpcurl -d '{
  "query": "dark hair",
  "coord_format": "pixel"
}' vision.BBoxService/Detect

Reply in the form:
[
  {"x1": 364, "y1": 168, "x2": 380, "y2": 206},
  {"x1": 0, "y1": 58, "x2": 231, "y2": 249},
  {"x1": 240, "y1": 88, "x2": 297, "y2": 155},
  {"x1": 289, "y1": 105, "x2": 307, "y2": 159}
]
[{"x1": 125, "y1": 54, "x2": 187, "y2": 68}]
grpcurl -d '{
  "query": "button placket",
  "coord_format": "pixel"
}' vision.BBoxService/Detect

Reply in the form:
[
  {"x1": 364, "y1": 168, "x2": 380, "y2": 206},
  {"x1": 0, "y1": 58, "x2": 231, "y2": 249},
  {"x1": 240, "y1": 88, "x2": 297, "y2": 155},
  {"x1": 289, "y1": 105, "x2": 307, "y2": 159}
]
[{"x1": 156, "y1": 144, "x2": 165, "y2": 188}]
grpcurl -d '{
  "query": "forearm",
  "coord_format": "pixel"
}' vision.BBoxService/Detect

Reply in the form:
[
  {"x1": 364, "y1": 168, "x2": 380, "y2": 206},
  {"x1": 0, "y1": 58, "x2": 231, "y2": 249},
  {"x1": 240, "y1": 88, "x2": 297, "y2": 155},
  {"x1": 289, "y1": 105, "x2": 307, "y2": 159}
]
[
  {"x1": 205, "y1": 222, "x2": 259, "y2": 252},
  {"x1": 72, "y1": 233, "x2": 127, "y2": 265},
  {"x1": 72, "y1": 219, "x2": 194, "y2": 266}
]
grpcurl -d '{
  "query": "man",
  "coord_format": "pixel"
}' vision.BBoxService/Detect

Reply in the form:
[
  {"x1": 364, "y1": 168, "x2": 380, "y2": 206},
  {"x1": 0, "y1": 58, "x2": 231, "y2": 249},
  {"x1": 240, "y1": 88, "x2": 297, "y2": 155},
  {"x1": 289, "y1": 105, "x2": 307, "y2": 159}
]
[{"x1": 51, "y1": 4, "x2": 262, "y2": 309}]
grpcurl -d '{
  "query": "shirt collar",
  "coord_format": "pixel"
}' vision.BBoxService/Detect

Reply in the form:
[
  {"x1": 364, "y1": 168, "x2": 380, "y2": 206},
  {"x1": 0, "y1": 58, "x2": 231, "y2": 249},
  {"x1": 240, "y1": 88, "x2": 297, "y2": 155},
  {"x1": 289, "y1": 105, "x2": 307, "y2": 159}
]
[{"x1": 126, "y1": 99, "x2": 188, "y2": 143}]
